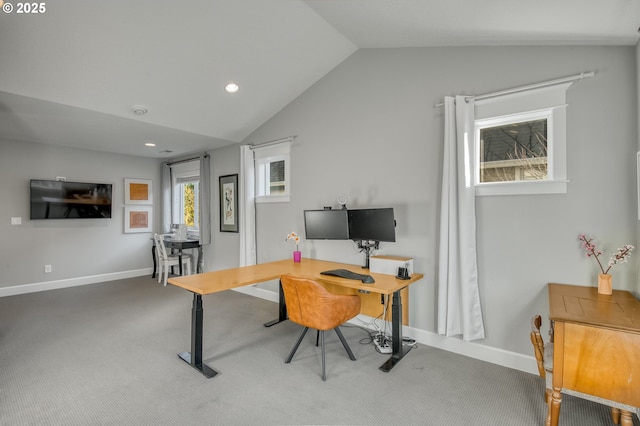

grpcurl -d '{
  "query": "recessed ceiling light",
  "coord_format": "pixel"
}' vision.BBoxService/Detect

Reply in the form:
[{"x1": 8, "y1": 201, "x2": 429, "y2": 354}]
[
  {"x1": 225, "y1": 83, "x2": 240, "y2": 94},
  {"x1": 132, "y1": 105, "x2": 148, "y2": 115},
  {"x1": 145, "y1": 142, "x2": 156, "y2": 147}
]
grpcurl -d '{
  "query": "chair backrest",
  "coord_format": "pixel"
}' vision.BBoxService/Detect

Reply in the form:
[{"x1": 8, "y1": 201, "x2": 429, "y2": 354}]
[
  {"x1": 280, "y1": 275, "x2": 361, "y2": 331},
  {"x1": 530, "y1": 314, "x2": 546, "y2": 378},
  {"x1": 154, "y1": 233, "x2": 169, "y2": 260}
]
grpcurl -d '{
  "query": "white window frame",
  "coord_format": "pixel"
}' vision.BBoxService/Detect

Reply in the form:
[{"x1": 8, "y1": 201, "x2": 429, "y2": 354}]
[
  {"x1": 171, "y1": 161, "x2": 201, "y2": 234},
  {"x1": 254, "y1": 142, "x2": 291, "y2": 203},
  {"x1": 474, "y1": 83, "x2": 570, "y2": 196}
]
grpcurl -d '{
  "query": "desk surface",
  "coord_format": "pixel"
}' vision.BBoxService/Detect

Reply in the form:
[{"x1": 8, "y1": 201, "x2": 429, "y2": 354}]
[
  {"x1": 168, "y1": 258, "x2": 423, "y2": 296},
  {"x1": 548, "y1": 283, "x2": 640, "y2": 334}
]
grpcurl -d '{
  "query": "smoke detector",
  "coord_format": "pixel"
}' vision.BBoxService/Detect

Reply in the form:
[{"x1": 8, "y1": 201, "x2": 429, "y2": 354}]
[{"x1": 132, "y1": 105, "x2": 148, "y2": 116}]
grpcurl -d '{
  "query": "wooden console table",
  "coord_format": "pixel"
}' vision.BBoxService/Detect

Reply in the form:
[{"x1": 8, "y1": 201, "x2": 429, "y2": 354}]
[{"x1": 547, "y1": 283, "x2": 640, "y2": 426}]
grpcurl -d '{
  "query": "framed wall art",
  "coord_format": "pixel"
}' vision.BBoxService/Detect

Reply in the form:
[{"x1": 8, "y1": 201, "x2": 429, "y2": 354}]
[
  {"x1": 124, "y1": 178, "x2": 153, "y2": 204},
  {"x1": 124, "y1": 206, "x2": 153, "y2": 233},
  {"x1": 219, "y1": 174, "x2": 238, "y2": 232}
]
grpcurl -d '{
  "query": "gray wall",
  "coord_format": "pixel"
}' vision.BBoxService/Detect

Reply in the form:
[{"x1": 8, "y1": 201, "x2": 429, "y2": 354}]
[
  {"x1": 206, "y1": 144, "x2": 241, "y2": 272},
  {"x1": 1, "y1": 45, "x2": 637, "y2": 364},
  {"x1": 0, "y1": 140, "x2": 160, "y2": 287},
  {"x1": 243, "y1": 45, "x2": 638, "y2": 357}
]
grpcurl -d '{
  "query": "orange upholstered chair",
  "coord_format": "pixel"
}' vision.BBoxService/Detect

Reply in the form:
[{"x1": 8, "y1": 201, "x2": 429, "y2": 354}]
[{"x1": 280, "y1": 274, "x2": 361, "y2": 381}]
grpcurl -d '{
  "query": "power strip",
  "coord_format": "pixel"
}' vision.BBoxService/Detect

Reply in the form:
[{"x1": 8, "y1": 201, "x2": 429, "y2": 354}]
[{"x1": 373, "y1": 333, "x2": 392, "y2": 354}]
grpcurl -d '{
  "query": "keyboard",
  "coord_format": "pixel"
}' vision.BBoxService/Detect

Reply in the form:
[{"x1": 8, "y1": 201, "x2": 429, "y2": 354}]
[{"x1": 320, "y1": 269, "x2": 375, "y2": 284}]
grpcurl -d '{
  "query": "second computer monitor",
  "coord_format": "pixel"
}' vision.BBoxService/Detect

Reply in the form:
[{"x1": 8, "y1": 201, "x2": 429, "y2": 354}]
[{"x1": 347, "y1": 208, "x2": 396, "y2": 242}]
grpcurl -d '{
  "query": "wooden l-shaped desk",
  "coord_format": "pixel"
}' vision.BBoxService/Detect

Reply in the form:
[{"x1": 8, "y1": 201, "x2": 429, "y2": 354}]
[{"x1": 167, "y1": 258, "x2": 424, "y2": 378}]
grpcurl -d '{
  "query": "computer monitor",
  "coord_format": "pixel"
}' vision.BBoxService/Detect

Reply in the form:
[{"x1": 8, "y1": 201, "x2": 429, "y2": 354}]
[
  {"x1": 303, "y1": 209, "x2": 349, "y2": 240},
  {"x1": 347, "y1": 208, "x2": 396, "y2": 242}
]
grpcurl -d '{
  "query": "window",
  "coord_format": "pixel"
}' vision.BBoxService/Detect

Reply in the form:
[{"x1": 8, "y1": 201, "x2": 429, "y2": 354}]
[
  {"x1": 474, "y1": 83, "x2": 570, "y2": 196},
  {"x1": 254, "y1": 142, "x2": 291, "y2": 203},
  {"x1": 171, "y1": 161, "x2": 200, "y2": 235},
  {"x1": 476, "y1": 110, "x2": 551, "y2": 183},
  {"x1": 176, "y1": 179, "x2": 199, "y2": 227}
]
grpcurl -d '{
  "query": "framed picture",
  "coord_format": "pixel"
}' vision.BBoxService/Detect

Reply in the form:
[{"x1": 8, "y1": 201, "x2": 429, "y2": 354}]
[
  {"x1": 124, "y1": 178, "x2": 153, "y2": 204},
  {"x1": 124, "y1": 206, "x2": 153, "y2": 233},
  {"x1": 219, "y1": 174, "x2": 238, "y2": 232}
]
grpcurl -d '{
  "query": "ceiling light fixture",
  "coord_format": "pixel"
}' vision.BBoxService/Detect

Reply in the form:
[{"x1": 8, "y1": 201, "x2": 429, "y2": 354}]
[
  {"x1": 132, "y1": 105, "x2": 148, "y2": 116},
  {"x1": 224, "y1": 83, "x2": 240, "y2": 94},
  {"x1": 145, "y1": 142, "x2": 156, "y2": 147}
]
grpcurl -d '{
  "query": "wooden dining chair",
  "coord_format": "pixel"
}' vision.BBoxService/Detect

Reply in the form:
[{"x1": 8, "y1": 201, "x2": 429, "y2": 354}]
[
  {"x1": 530, "y1": 315, "x2": 638, "y2": 426},
  {"x1": 153, "y1": 233, "x2": 192, "y2": 286},
  {"x1": 280, "y1": 274, "x2": 361, "y2": 381}
]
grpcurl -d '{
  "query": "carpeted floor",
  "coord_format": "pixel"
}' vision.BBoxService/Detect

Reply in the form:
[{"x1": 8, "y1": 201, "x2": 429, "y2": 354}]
[{"x1": 0, "y1": 276, "x2": 637, "y2": 425}]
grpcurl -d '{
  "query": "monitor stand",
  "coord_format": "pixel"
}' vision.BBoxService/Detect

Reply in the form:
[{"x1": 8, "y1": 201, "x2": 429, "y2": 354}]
[{"x1": 357, "y1": 240, "x2": 379, "y2": 269}]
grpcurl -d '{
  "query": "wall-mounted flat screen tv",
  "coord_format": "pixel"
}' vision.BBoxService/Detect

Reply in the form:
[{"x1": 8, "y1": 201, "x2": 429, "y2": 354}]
[
  {"x1": 347, "y1": 208, "x2": 396, "y2": 242},
  {"x1": 304, "y1": 209, "x2": 349, "y2": 240},
  {"x1": 30, "y1": 179, "x2": 113, "y2": 220}
]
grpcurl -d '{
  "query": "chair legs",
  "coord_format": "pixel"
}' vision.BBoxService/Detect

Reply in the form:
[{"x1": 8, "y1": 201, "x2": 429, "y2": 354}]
[
  {"x1": 285, "y1": 326, "x2": 356, "y2": 381},
  {"x1": 159, "y1": 258, "x2": 192, "y2": 286},
  {"x1": 334, "y1": 327, "x2": 356, "y2": 361},
  {"x1": 320, "y1": 330, "x2": 326, "y2": 381},
  {"x1": 285, "y1": 327, "x2": 309, "y2": 363},
  {"x1": 162, "y1": 265, "x2": 170, "y2": 286}
]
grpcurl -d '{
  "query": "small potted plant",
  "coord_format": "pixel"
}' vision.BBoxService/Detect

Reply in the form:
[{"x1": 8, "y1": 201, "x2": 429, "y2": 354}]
[{"x1": 578, "y1": 234, "x2": 634, "y2": 295}]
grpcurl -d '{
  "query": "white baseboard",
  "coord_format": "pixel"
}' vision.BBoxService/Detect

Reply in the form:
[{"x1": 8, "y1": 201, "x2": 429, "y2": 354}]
[
  {"x1": 2, "y1": 273, "x2": 538, "y2": 376},
  {"x1": 403, "y1": 325, "x2": 538, "y2": 375},
  {"x1": 233, "y1": 285, "x2": 538, "y2": 376},
  {"x1": 232, "y1": 284, "x2": 279, "y2": 303},
  {"x1": 0, "y1": 268, "x2": 153, "y2": 297}
]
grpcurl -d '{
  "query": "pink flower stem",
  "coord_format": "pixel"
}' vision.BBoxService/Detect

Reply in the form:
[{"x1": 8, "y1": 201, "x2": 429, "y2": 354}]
[{"x1": 580, "y1": 235, "x2": 606, "y2": 274}]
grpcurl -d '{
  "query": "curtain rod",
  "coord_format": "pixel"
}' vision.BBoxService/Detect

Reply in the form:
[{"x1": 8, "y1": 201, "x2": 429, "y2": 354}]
[
  {"x1": 249, "y1": 135, "x2": 297, "y2": 149},
  {"x1": 165, "y1": 153, "x2": 209, "y2": 166},
  {"x1": 434, "y1": 71, "x2": 595, "y2": 107}
]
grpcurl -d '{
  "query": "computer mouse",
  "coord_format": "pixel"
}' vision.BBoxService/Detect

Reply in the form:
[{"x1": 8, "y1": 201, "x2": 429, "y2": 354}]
[{"x1": 362, "y1": 275, "x2": 375, "y2": 284}]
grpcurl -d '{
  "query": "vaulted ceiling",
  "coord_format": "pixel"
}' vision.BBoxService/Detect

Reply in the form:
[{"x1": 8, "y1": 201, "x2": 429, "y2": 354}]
[{"x1": 1, "y1": 0, "x2": 638, "y2": 158}]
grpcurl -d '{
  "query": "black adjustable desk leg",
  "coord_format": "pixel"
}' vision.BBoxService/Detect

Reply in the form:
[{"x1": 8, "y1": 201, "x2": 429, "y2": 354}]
[
  {"x1": 178, "y1": 293, "x2": 218, "y2": 378},
  {"x1": 379, "y1": 288, "x2": 411, "y2": 372},
  {"x1": 264, "y1": 280, "x2": 288, "y2": 327}
]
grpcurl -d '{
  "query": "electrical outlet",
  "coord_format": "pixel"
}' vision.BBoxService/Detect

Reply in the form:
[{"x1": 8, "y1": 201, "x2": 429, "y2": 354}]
[
  {"x1": 44, "y1": 264, "x2": 52, "y2": 273},
  {"x1": 11, "y1": 217, "x2": 22, "y2": 225}
]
